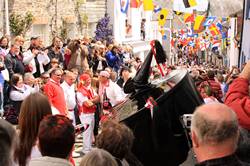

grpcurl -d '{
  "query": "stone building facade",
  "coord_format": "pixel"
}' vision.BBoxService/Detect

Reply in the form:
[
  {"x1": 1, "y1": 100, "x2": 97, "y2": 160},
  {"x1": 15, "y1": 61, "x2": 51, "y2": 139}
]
[{"x1": 1, "y1": 0, "x2": 106, "y2": 46}]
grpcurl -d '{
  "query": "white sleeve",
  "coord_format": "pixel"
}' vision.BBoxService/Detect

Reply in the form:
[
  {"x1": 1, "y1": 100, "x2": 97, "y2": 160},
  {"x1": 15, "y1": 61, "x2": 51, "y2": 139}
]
[
  {"x1": 10, "y1": 89, "x2": 31, "y2": 101},
  {"x1": 37, "y1": 53, "x2": 50, "y2": 65},
  {"x1": 23, "y1": 51, "x2": 35, "y2": 65},
  {"x1": 114, "y1": 83, "x2": 126, "y2": 100},
  {"x1": 76, "y1": 92, "x2": 89, "y2": 106}
]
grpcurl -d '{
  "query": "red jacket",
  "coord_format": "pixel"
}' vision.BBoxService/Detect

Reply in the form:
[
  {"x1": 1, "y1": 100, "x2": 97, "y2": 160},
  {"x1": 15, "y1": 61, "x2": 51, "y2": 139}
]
[{"x1": 225, "y1": 77, "x2": 250, "y2": 130}]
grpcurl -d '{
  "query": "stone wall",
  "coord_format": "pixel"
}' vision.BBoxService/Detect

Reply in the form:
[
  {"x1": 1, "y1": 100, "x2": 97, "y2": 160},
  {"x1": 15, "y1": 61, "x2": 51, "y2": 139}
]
[{"x1": 4, "y1": 0, "x2": 106, "y2": 45}]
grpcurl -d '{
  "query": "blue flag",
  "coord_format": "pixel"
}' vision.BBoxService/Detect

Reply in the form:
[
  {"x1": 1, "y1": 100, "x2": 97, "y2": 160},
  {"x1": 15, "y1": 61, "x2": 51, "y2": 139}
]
[
  {"x1": 120, "y1": 0, "x2": 129, "y2": 14},
  {"x1": 154, "y1": 5, "x2": 162, "y2": 13},
  {"x1": 203, "y1": 16, "x2": 216, "y2": 27},
  {"x1": 216, "y1": 22, "x2": 223, "y2": 32}
]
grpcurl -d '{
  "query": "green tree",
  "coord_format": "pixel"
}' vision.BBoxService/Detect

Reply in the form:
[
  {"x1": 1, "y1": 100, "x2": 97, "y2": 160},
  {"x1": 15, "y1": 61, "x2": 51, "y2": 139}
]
[{"x1": 9, "y1": 12, "x2": 34, "y2": 37}]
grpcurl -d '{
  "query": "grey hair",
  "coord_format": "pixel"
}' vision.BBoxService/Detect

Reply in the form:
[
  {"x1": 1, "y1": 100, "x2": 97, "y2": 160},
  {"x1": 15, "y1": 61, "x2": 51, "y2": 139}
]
[
  {"x1": 80, "y1": 148, "x2": 118, "y2": 166},
  {"x1": 191, "y1": 106, "x2": 238, "y2": 144},
  {"x1": 23, "y1": 72, "x2": 34, "y2": 80}
]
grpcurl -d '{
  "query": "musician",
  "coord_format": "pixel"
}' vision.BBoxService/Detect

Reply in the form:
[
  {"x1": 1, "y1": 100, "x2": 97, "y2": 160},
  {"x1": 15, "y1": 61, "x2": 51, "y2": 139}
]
[
  {"x1": 76, "y1": 73, "x2": 99, "y2": 154},
  {"x1": 98, "y1": 70, "x2": 126, "y2": 107}
]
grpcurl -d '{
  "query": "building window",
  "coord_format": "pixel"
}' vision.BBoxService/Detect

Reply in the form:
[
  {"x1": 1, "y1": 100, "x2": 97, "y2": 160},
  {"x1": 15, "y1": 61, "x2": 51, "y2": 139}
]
[
  {"x1": 66, "y1": 23, "x2": 76, "y2": 39},
  {"x1": 32, "y1": 24, "x2": 48, "y2": 46}
]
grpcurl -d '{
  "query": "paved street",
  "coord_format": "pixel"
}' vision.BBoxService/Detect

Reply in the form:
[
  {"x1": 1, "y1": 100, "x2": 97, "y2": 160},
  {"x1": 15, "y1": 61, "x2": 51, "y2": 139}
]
[{"x1": 73, "y1": 135, "x2": 84, "y2": 166}]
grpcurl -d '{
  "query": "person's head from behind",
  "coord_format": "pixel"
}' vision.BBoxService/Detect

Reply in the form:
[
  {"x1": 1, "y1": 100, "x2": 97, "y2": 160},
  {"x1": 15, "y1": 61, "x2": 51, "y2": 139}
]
[
  {"x1": 96, "y1": 120, "x2": 134, "y2": 161},
  {"x1": 207, "y1": 70, "x2": 215, "y2": 79},
  {"x1": 0, "y1": 119, "x2": 17, "y2": 166},
  {"x1": 38, "y1": 115, "x2": 75, "y2": 159},
  {"x1": 11, "y1": 73, "x2": 23, "y2": 88},
  {"x1": 80, "y1": 148, "x2": 118, "y2": 166},
  {"x1": 191, "y1": 103, "x2": 239, "y2": 163},
  {"x1": 15, "y1": 93, "x2": 52, "y2": 166}
]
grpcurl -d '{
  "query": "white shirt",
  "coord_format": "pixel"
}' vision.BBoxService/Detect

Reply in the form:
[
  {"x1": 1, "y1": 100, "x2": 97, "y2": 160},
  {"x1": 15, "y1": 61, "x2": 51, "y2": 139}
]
[
  {"x1": 105, "y1": 81, "x2": 126, "y2": 106},
  {"x1": 60, "y1": 81, "x2": 76, "y2": 110},
  {"x1": 76, "y1": 86, "x2": 97, "y2": 106},
  {"x1": 23, "y1": 50, "x2": 50, "y2": 74},
  {"x1": 10, "y1": 85, "x2": 38, "y2": 101}
]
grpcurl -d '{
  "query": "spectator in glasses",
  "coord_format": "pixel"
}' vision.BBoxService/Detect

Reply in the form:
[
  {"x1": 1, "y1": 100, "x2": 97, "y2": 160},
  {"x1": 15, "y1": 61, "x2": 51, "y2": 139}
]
[{"x1": 43, "y1": 68, "x2": 67, "y2": 116}]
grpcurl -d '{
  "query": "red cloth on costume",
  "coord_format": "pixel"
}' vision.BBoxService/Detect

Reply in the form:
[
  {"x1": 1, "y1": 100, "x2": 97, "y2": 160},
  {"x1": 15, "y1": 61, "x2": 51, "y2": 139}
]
[
  {"x1": 225, "y1": 77, "x2": 250, "y2": 130},
  {"x1": 77, "y1": 87, "x2": 96, "y2": 114}
]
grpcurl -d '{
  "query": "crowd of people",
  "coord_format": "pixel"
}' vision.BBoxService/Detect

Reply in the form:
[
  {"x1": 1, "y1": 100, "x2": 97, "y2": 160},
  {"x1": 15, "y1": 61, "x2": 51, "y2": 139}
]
[{"x1": 0, "y1": 33, "x2": 250, "y2": 166}]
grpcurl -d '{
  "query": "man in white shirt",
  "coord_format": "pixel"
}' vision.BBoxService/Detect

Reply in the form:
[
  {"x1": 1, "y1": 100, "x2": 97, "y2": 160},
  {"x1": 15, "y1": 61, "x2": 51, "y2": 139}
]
[
  {"x1": 61, "y1": 71, "x2": 77, "y2": 125},
  {"x1": 60, "y1": 71, "x2": 80, "y2": 158},
  {"x1": 98, "y1": 70, "x2": 126, "y2": 107}
]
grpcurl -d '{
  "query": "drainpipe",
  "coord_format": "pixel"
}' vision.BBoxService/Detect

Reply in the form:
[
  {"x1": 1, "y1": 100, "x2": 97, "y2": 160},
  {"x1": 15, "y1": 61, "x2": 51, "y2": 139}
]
[{"x1": 5, "y1": 0, "x2": 10, "y2": 35}]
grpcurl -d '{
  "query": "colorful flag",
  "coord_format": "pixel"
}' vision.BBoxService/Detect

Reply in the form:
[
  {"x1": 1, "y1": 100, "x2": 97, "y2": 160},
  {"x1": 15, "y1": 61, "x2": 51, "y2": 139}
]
[
  {"x1": 216, "y1": 22, "x2": 223, "y2": 32},
  {"x1": 130, "y1": 0, "x2": 140, "y2": 8},
  {"x1": 212, "y1": 40, "x2": 221, "y2": 48},
  {"x1": 209, "y1": 24, "x2": 220, "y2": 36},
  {"x1": 143, "y1": 0, "x2": 154, "y2": 11},
  {"x1": 193, "y1": 15, "x2": 205, "y2": 31},
  {"x1": 221, "y1": 32, "x2": 227, "y2": 39},
  {"x1": 184, "y1": 13, "x2": 194, "y2": 23},
  {"x1": 120, "y1": 0, "x2": 129, "y2": 13},
  {"x1": 174, "y1": 11, "x2": 182, "y2": 15},
  {"x1": 203, "y1": 16, "x2": 216, "y2": 27},
  {"x1": 187, "y1": 27, "x2": 193, "y2": 37},
  {"x1": 183, "y1": 0, "x2": 197, "y2": 8},
  {"x1": 153, "y1": 5, "x2": 162, "y2": 13},
  {"x1": 158, "y1": 9, "x2": 169, "y2": 26}
]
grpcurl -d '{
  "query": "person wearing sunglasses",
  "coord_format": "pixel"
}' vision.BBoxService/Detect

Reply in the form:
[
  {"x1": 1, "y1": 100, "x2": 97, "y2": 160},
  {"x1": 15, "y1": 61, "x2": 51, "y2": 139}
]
[{"x1": 43, "y1": 68, "x2": 67, "y2": 116}]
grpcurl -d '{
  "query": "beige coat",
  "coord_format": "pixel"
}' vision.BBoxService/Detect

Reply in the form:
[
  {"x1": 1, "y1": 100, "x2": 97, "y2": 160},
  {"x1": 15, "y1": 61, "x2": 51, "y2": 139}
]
[{"x1": 67, "y1": 41, "x2": 89, "y2": 72}]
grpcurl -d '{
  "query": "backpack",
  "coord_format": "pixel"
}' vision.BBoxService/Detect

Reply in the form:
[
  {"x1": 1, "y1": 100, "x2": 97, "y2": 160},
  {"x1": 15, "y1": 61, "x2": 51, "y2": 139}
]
[
  {"x1": 3, "y1": 104, "x2": 18, "y2": 124},
  {"x1": 3, "y1": 82, "x2": 19, "y2": 124}
]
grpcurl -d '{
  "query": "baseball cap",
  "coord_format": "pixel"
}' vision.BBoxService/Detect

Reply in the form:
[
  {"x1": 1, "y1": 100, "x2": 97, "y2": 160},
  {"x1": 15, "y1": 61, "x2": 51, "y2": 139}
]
[{"x1": 30, "y1": 36, "x2": 39, "y2": 40}]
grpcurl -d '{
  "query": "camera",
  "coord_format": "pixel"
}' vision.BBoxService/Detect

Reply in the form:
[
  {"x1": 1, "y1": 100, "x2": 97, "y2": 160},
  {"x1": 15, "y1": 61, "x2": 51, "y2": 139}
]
[{"x1": 181, "y1": 114, "x2": 193, "y2": 129}]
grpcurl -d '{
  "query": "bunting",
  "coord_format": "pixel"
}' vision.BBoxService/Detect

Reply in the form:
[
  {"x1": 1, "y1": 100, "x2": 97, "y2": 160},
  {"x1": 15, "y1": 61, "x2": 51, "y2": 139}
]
[
  {"x1": 203, "y1": 16, "x2": 216, "y2": 27},
  {"x1": 193, "y1": 15, "x2": 205, "y2": 31},
  {"x1": 131, "y1": 0, "x2": 140, "y2": 8},
  {"x1": 183, "y1": 0, "x2": 197, "y2": 8},
  {"x1": 143, "y1": 0, "x2": 154, "y2": 11},
  {"x1": 154, "y1": 5, "x2": 162, "y2": 13},
  {"x1": 158, "y1": 9, "x2": 169, "y2": 26},
  {"x1": 209, "y1": 24, "x2": 221, "y2": 36},
  {"x1": 184, "y1": 13, "x2": 194, "y2": 23},
  {"x1": 216, "y1": 22, "x2": 223, "y2": 32},
  {"x1": 120, "y1": 0, "x2": 129, "y2": 14}
]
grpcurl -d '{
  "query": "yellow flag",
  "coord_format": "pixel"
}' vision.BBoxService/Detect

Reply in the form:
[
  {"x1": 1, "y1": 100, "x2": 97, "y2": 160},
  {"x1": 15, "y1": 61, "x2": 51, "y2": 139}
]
[
  {"x1": 188, "y1": 0, "x2": 197, "y2": 7},
  {"x1": 158, "y1": 9, "x2": 169, "y2": 26},
  {"x1": 194, "y1": 15, "x2": 205, "y2": 31},
  {"x1": 143, "y1": 0, "x2": 154, "y2": 11}
]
